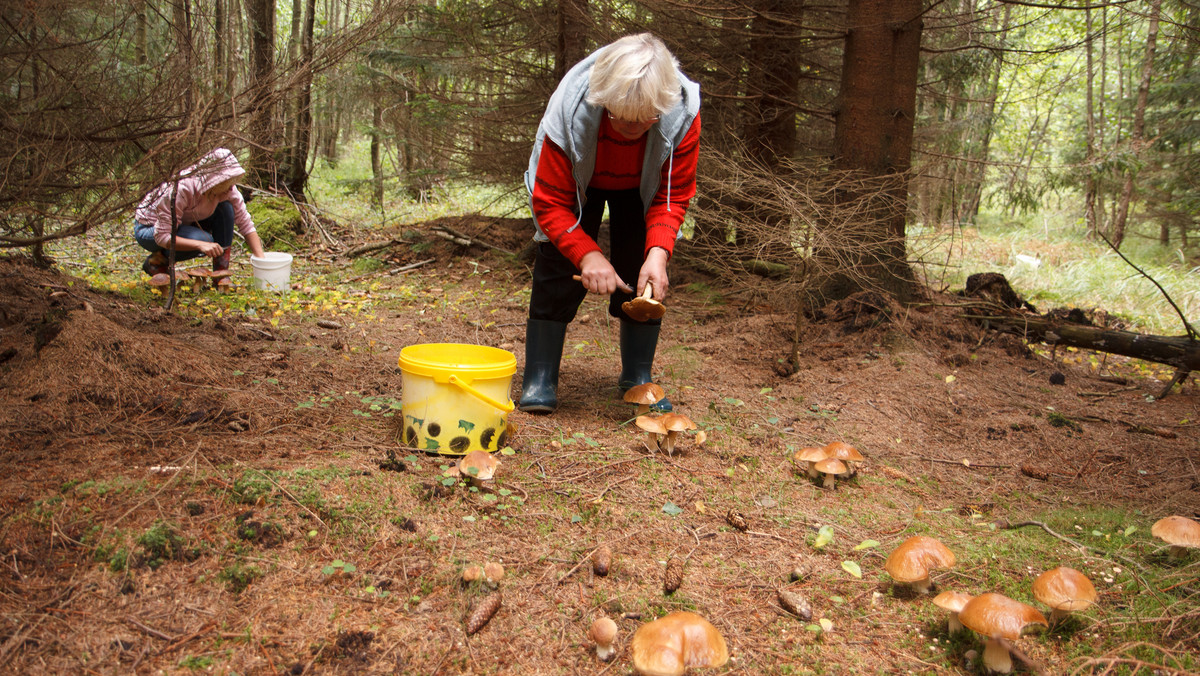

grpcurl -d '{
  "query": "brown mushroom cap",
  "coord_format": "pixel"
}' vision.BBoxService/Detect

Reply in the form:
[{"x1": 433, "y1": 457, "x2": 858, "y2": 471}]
[
  {"x1": 148, "y1": 273, "x2": 172, "y2": 287},
  {"x1": 458, "y1": 450, "x2": 499, "y2": 480},
  {"x1": 932, "y1": 591, "x2": 974, "y2": 614},
  {"x1": 958, "y1": 593, "x2": 1048, "y2": 640},
  {"x1": 483, "y1": 561, "x2": 505, "y2": 584},
  {"x1": 631, "y1": 611, "x2": 728, "y2": 676},
  {"x1": 884, "y1": 536, "x2": 957, "y2": 583},
  {"x1": 660, "y1": 413, "x2": 696, "y2": 433},
  {"x1": 1151, "y1": 516, "x2": 1200, "y2": 548},
  {"x1": 622, "y1": 283, "x2": 666, "y2": 322},
  {"x1": 208, "y1": 269, "x2": 234, "y2": 280},
  {"x1": 185, "y1": 268, "x2": 212, "y2": 278},
  {"x1": 793, "y1": 446, "x2": 830, "y2": 465},
  {"x1": 813, "y1": 457, "x2": 847, "y2": 476},
  {"x1": 824, "y1": 441, "x2": 865, "y2": 462},
  {"x1": 635, "y1": 415, "x2": 668, "y2": 436},
  {"x1": 625, "y1": 383, "x2": 666, "y2": 406},
  {"x1": 588, "y1": 617, "x2": 618, "y2": 646},
  {"x1": 1033, "y1": 567, "x2": 1097, "y2": 612}
]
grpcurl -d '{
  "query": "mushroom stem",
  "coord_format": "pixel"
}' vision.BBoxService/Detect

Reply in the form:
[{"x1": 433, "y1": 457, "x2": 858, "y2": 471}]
[
  {"x1": 948, "y1": 614, "x2": 963, "y2": 634},
  {"x1": 821, "y1": 472, "x2": 836, "y2": 489},
  {"x1": 981, "y1": 637, "x2": 1013, "y2": 674},
  {"x1": 806, "y1": 463, "x2": 819, "y2": 479},
  {"x1": 1169, "y1": 545, "x2": 1188, "y2": 558},
  {"x1": 911, "y1": 576, "x2": 933, "y2": 595},
  {"x1": 637, "y1": 404, "x2": 650, "y2": 416},
  {"x1": 664, "y1": 431, "x2": 678, "y2": 455},
  {"x1": 1048, "y1": 607, "x2": 1068, "y2": 625},
  {"x1": 595, "y1": 642, "x2": 615, "y2": 662}
]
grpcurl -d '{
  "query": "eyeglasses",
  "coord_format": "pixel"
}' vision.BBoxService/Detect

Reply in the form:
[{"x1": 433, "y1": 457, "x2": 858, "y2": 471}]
[{"x1": 608, "y1": 111, "x2": 660, "y2": 126}]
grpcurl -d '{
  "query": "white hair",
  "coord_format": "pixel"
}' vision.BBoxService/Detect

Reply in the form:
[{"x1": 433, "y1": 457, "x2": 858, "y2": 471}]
[{"x1": 586, "y1": 33, "x2": 681, "y2": 121}]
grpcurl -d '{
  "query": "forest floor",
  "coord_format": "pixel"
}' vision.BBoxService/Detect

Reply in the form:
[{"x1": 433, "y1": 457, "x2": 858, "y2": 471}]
[{"x1": 1, "y1": 215, "x2": 1198, "y2": 675}]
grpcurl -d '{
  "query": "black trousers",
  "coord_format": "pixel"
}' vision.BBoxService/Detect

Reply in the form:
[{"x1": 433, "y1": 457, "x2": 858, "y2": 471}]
[{"x1": 529, "y1": 187, "x2": 659, "y2": 325}]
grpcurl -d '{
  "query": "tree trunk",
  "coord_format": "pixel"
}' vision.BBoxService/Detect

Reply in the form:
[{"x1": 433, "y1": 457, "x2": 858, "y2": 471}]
[
  {"x1": 284, "y1": 0, "x2": 315, "y2": 200},
  {"x1": 371, "y1": 104, "x2": 384, "y2": 207},
  {"x1": 555, "y1": 0, "x2": 589, "y2": 81},
  {"x1": 135, "y1": 0, "x2": 148, "y2": 66},
  {"x1": 980, "y1": 315, "x2": 1199, "y2": 374},
  {"x1": 1084, "y1": 4, "x2": 1098, "y2": 239},
  {"x1": 246, "y1": 0, "x2": 277, "y2": 189},
  {"x1": 829, "y1": 0, "x2": 922, "y2": 301},
  {"x1": 1110, "y1": 0, "x2": 1161, "y2": 248}
]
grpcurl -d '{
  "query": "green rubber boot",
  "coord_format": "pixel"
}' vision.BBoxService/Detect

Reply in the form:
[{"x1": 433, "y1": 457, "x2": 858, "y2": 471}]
[
  {"x1": 518, "y1": 319, "x2": 568, "y2": 414},
  {"x1": 618, "y1": 321, "x2": 672, "y2": 412}
]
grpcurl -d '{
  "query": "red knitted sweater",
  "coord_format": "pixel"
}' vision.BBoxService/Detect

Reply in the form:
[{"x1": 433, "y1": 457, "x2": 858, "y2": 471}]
[{"x1": 531, "y1": 115, "x2": 701, "y2": 267}]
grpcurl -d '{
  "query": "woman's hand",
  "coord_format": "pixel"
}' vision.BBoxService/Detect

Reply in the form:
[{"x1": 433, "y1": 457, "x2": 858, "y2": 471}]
[
  {"x1": 197, "y1": 241, "x2": 225, "y2": 258},
  {"x1": 578, "y1": 251, "x2": 632, "y2": 295},
  {"x1": 638, "y1": 247, "x2": 670, "y2": 300}
]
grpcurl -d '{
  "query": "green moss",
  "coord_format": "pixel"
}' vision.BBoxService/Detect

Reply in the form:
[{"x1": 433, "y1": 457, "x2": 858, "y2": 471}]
[{"x1": 246, "y1": 195, "x2": 304, "y2": 251}]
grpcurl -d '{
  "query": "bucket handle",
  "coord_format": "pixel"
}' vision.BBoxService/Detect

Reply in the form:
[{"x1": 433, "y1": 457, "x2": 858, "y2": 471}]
[{"x1": 448, "y1": 374, "x2": 515, "y2": 413}]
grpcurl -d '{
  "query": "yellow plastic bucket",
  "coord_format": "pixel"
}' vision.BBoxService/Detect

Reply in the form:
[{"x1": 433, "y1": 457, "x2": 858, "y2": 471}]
[{"x1": 397, "y1": 343, "x2": 516, "y2": 455}]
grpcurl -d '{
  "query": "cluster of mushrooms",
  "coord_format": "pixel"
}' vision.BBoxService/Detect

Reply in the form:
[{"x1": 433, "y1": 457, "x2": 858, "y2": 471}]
[
  {"x1": 588, "y1": 611, "x2": 728, "y2": 676},
  {"x1": 792, "y1": 441, "x2": 865, "y2": 488},
  {"x1": 626, "y1": 383, "x2": 706, "y2": 455},
  {"x1": 148, "y1": 267, "x2": 233, "y2": 292},
  {"x1": 883, "y1": 515, "x2": 1200, "y2": 674}
]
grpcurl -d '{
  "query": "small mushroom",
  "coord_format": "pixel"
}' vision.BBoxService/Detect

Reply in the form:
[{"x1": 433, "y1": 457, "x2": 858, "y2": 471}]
[
  {"x1": 185, "y1": 267, "x2": 211, "y2": 292},
  {"x1": 884, "y1": 535, "x2": 957, "y2": 595},
  {"x1": 622, "y1": 281, "x2": 666, "y2": 322},
  {"x1": 461, "y1": 564, "x2": 484, "y2": 584},
  {"x1": 813, "y1": 457, "x2": 846, "y2": 489},
  {"x1": 635, "y1": 415, "x2": 668, "y2": 451},
  {"x1": 588, "y1": 617, "x2": 619, "y2": 662},
  {"x1": 793, "y1": 446, "x2": 830, "y2": 479},
  {"x1": 483, "y1": 561, "x2": 505, "y2": 588},
  {"x1": 932, "y1": 591, "x2": 974, "y2": 634},
  {"x1": 659, "y1": 413, "x2": 696, "y2": 455},
  {"x1": 1032, "y1": 566, "x2": 1097, "y2": 624},
  {"x1": 957, "y1": 593, "x2": 1048, "y2": 674},
  {"x1": 625, "y1": 383, "x2": 666, "y2": 416},
  {"x1": 209, "y1": 268, "x2": 234, "y2": 291},
  {"x1": 458, "y1": 450, "x2": 500, "y2": 485},
  {"x1": 630, "y1": 611, "x2": 728, "y2": 676},
  {"x1": 1151, "y1": 516, "x2": 1200, "y2": 558},
  {"x1": 824, "y1": 441, "x2": 865, "y2": 476},
  {"x1": 148, "y1": 272, "x2": 172, "y2": 289}
]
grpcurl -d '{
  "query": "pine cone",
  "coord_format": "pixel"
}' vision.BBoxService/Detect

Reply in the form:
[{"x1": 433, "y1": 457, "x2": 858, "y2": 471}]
[
  {"x1": 777, "y1": 589, "x2": 813, "y2": 620},
  {"x1": 663, "y1": 559, "x2": 684, "y2": 595},
  {"x1": 1020, "y1": 464, "x2": 1050, "y2": 481},
  {"x1": 593, "y1": 546, "x2": 612, "y2": 577},
  {"x1": 725, "y1": 509, "x2": 749, "y2": 532},
  {"x1": 466, "y1": 593, "x2": 502, "y2": 635}
]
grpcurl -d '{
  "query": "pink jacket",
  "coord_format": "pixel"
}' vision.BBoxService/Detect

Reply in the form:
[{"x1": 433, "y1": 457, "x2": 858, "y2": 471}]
[{"x1": 135, "y1": 148, "x2": 257, "y2": 249}]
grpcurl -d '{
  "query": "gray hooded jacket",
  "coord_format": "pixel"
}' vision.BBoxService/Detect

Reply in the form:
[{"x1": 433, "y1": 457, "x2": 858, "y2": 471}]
[{"x1": 524, "y1": 48, "x2": 701, "y2": 242}]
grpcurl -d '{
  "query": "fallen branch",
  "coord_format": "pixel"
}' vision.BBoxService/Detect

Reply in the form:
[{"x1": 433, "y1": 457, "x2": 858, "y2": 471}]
[
  {"x1": 430, "y1": 224, "x2": 513, "y2": 256},
  {"x1": 344, "y1": 238, "x2": 409, "y2": 258}
]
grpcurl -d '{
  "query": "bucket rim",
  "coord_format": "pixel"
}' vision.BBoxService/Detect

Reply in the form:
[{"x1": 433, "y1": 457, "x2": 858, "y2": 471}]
[{"x1": 398, "y1": 343, "x2": 516, "y2": 381}]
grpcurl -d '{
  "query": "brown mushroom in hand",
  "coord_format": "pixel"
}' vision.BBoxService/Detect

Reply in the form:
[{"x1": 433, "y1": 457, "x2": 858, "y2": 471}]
[
  {"x1": 660, "y1": 413, "x2": 696, "y2": 455},
  {"x1": 813, "y1": 457, "x2": 847, "y2": 489},
  {"x1": 1032, "y1": 566, "x2": 1097, "y2": 624},
  {"x1": 636, "y1": 415, "x2": 668, "y2": 452},
  {"x1": 824, "y1": 441, "x2": 865, "y2": 476},
  {"x1": 1151, "y1": 516, "x2": 1200, "y2": 558},
  {"x1": 625, "y1": 383, "x2": 666, "y2": 416},
  {"x1": 884, "y1": 535, "x2": 957, "y2": 595},
  {"x1": 588, "y1": 617, "x2": 619, "y2": 663},
  {"x1": 458, "y1": 450, "x2": 500, "y2": 486},
  {"x1": 631, "y1": 611, "x2": 728, "y2": 676},
  {"x1": 932, "y1": 591, "x2": 973, "y2": 634},
  {"x1": 185, "y1": 267, "x2": 211, "y2": 292},
  {"x1": 957, "y1": 593, "x2": 1048, "y2": 674},
  {"x1": 793, "y1": 446, "x2": 830, "y2": 479},
  {"x1": 622, "y1": 282, "x2": 665, "y2": 322}
]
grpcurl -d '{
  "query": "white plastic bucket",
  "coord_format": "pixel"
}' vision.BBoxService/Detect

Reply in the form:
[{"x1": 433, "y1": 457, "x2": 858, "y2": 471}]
[{"x1": 250, "y1": 252, "x2": 293, "y2": 291}]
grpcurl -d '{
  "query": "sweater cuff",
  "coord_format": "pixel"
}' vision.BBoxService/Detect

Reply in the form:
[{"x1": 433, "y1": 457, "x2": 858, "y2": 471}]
[
  {"x1": 644, "y1": 225, "x2": 679, "y2": 258},
  {"x1": 555, "y1": 233, "x2": 602, "y2": 269}
]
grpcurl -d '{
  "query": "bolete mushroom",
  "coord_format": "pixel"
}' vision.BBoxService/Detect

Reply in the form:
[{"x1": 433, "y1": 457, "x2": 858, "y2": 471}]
[
  {"x1": 625, "y1": 383, "x2": 666, "y2": 416},
  {"x1": 957, "y1": 592, "x2": 1048, "y2": 674},
  {"x1": 1032, "y1": 566, "x2": 1097, "y2": 624},
  {"x1": 458, "y1": 450, "x2": 500, "y2": 486},
  {"x1": 209, "y1": 268, "x2": 234, "y2": 291},
  {"x1": 813, "y1": 457, "x2": 847, "y2": 489},
  {"x1": 483, "y1": 561, "x2": 505, "y2": 589},
  {"x1": 659, "y1": 413, "x2": 696, "y2": 455},
  {"x1": 793, "y1": 446, "x2": 829, "y2": 479},
  {"x1": 824, "y1": 441, "x2": 865, "y2": 476},
  {"x1": 1151, "y1": 515, "x2": 1200, "y2": 558},
  {"x1": 636, "y1": 415, "x2": 668, "y2": 451},
  {"x1": 185, "y1": 267, "x2": 211, "y2": 292},
  {"x1": 588, "y1": 617, "x2": 619, "y2": 663},
  {"x1": 884, "y1": 535, "x2": 957, "y2": 595},
  {"x1": 622, "y1": 281, "x2": 666, "y2": 322},
  {"x1": 148, "y1": 272, "x2": 172, "y2": 289},
  {"x1": 630, "y1": 611, "x2": 728, "y2": 676},
  {"x1": 932, "y1": 591, "x2": 974, "y2": 634}
]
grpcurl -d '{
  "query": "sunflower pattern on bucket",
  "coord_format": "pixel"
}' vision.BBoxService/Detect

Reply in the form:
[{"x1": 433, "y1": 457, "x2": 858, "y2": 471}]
[{"x1": 402, "y1": 415, "x2": 509, "y2": 455}]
